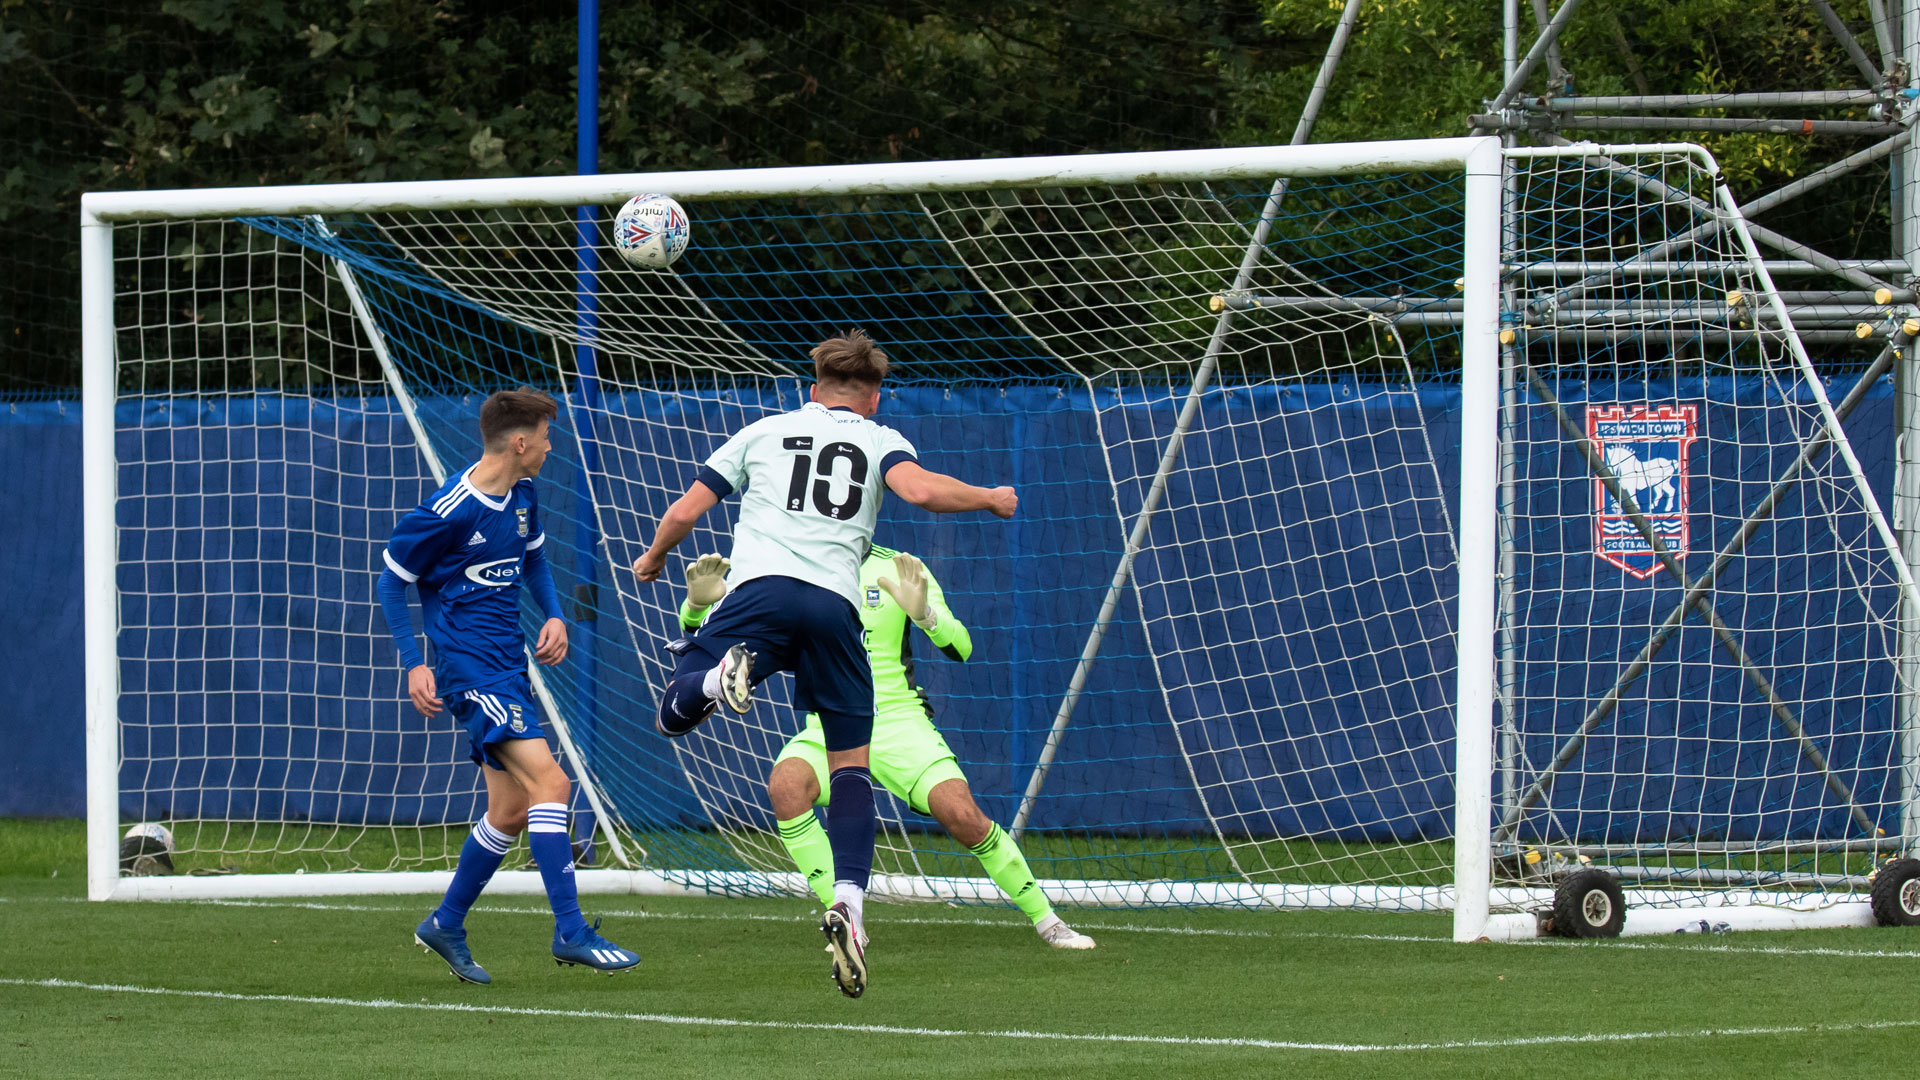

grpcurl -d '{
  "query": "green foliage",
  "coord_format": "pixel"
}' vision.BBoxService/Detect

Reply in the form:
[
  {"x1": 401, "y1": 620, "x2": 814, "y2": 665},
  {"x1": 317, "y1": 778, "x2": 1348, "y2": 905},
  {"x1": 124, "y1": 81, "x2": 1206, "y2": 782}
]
[
  {"x1": 1223, "y1": 1, "x2": 1884, "y2": 220},
  {"x1": 0, "y1": 0, "x2": 1901, "y2": 389},
  {"x1": 0, "y1": 0, "x2": 1276, "y2": 389}
]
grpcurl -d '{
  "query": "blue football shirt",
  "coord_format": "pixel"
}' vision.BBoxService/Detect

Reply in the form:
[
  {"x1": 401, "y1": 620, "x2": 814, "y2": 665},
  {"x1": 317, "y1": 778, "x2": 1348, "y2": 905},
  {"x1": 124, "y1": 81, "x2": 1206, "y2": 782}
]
[{"x1": 382, "y1": 465, "x2": 549, "y2": 694}]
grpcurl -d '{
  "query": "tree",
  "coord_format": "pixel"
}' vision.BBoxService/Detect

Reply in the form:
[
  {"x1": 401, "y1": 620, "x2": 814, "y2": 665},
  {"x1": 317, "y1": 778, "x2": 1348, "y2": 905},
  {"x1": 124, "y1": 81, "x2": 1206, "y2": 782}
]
[{"x1": 1218, "y1": 0, "x2": 1891, "y2": 260}]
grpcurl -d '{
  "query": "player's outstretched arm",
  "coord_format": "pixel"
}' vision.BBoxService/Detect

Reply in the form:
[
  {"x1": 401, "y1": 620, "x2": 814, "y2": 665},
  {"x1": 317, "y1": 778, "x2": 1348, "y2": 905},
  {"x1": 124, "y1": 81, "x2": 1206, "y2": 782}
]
[
  {"x1": 634, "y1": 481, "x2": 721, "y2": 582},
  {"x1": 884, "y1": 460, "x2": 1016, "y2": 518}
]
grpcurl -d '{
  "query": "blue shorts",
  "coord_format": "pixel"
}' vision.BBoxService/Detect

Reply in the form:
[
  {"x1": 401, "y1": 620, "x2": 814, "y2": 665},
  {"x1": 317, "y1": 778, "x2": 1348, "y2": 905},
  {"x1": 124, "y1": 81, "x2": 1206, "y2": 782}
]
[
  {"x1": 672, "y1": 575, "x2": 874, "y2": 751},
  {"x1": 446, "y1": 674, "x2": 546, "y2": 770}
]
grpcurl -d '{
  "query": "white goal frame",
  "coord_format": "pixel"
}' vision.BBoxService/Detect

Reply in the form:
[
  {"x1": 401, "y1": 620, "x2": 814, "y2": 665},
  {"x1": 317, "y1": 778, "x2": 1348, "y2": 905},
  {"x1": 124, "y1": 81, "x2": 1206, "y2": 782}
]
[{"x1": 80, "y1": 134, "x2": 1624, "y2": 941}]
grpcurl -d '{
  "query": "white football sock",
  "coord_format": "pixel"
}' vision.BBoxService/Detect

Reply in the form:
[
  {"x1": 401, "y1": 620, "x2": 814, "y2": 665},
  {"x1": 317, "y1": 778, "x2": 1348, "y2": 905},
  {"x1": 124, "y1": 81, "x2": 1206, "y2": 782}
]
[
  {"x1": 701, "y1": 664, "x2": 722, "y2": 699},
  {"x1": 832, "y1": 881, "x2": 866, "y2": 933}
]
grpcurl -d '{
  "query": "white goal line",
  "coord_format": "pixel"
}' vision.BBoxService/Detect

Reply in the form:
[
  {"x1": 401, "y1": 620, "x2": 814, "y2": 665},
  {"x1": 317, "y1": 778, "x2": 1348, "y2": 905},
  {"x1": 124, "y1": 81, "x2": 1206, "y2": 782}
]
[{"x1": 96, "y1": 869, "x2": 1877, "y2": 938}]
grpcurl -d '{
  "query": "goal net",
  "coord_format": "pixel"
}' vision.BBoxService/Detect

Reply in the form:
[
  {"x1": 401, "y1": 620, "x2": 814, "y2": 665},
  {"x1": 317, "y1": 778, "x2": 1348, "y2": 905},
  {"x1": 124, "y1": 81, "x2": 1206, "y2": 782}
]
[
  {"x1": 83, "y1": 141, "x2": 1917, "y2": 938},
  {"x1": 1488, "y1": 146, "x2": 1916, "y2": 934}
]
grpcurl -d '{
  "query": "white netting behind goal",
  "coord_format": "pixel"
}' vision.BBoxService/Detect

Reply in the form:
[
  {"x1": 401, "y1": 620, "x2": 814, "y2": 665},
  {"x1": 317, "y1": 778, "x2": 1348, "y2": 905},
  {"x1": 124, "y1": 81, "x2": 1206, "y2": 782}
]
[
  {"x1": 1494, "y1": 148, "x2": 1911, "y2": 907},
  {"x1": 112, "y1": 219, "x2": 488, "y2": 871},
  {"x1": 102, "y1": 145, "x2": 1915, "y2": 916}
]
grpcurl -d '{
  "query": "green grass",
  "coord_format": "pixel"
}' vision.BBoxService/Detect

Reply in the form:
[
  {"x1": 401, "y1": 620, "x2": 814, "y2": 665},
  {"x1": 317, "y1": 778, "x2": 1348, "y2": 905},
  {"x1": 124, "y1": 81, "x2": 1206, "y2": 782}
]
[{"x1": 5, "y1": 816, "x2": 1918, "y2": 1078}]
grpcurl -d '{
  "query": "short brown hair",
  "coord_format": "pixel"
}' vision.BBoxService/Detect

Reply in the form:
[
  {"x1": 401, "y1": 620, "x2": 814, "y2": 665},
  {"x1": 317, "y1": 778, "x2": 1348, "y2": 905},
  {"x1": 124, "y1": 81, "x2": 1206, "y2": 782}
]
[
  {"x1": 810, "y1": 329, "x2": 890, "y2": 393},
  {"x1": 479, "y1": 387, "x2": 558, "y2": 450}
]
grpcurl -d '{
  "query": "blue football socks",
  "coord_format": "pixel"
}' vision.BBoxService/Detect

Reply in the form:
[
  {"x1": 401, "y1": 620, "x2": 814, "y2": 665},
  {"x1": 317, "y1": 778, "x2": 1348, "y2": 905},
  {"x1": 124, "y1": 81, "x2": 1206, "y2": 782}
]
[
  {"x1": 432, "y1": 816, "x2": 515, "y2": 929},
  {"x1": 527, "y1": 802, "x2": 588, "y2": 941},
  {"x1": 825, "y1": 765, "x2": 876, "y2": 892}
]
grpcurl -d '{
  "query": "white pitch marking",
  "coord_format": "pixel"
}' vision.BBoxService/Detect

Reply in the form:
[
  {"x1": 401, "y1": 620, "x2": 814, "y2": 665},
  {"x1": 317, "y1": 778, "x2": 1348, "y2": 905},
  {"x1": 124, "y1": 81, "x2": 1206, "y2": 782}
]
[{"x1": 6, "y1": 977, "x2": 1920, "y2": 1053}]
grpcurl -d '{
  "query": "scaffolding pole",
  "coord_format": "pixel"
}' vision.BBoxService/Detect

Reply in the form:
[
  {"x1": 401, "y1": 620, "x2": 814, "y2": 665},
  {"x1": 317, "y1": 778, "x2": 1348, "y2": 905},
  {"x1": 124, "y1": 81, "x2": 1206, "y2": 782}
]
[
  {"x1": 1812, "y1": 0, "x2": 1887, "y2": 85},
  {"x1": 1897, "y1": 0, "x2": 1920, "y2": 858},
  {"x1": 1473, "y1": 0, "x2": 1586, "y2": 136},
  {"x1": 1539, "y1": 90, "x2": 1880, "y2": 109},
  {"x1": 1477, "y1": 114, "x2": 1903, "y2": 135}
]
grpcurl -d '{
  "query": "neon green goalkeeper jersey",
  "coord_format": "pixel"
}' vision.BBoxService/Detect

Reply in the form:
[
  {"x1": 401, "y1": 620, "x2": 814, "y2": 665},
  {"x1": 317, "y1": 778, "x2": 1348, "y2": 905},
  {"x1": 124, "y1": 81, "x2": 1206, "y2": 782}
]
[{"x1": 681, "y1": 545, "x2": 973, "y2": 716}]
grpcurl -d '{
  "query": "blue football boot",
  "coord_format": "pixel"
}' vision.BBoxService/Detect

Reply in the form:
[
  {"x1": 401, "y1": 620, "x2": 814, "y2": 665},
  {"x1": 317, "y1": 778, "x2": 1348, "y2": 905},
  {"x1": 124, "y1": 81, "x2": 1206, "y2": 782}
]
[
  {"x1": 552, "y1": 918, "x2": 641, "y2": 974},
  {"x1": 414, "y1": 914, "x2": 491, "y2": 985}
]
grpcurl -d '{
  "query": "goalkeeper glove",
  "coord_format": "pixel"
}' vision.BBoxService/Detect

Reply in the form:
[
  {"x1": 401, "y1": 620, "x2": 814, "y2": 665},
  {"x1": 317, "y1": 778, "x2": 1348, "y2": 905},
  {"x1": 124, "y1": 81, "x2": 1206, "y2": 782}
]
[
  {"x1": 684, "y1": 553, "x2": 731, "y2": 609},
  {"x1": 877, "y1": 552, "x2": 937, "y2": 630}
]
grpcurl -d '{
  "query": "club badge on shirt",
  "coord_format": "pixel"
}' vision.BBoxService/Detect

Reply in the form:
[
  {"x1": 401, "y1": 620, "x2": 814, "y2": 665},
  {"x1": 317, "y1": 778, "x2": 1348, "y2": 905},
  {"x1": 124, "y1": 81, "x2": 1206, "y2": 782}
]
[
  {"x1": 864, "y1": 586, "x2": 883, "y2": 608},
  {"x1": 515, "y1": 507, "x2": 530, "y2": 537}
]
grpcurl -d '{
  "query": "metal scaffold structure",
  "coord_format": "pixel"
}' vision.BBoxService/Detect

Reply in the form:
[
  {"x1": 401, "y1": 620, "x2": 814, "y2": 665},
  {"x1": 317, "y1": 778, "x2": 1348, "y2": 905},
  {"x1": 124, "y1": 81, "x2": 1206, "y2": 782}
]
[
  {"x1": 1261, "y1": 0, "x2": 1920, "y2": 919},
  {"x1": 1471, "y1": 0, "x2": 1920, "y2": 337},
  {"x1": 1257, "y1": 1, "x2": 1920, "y2": 345}
]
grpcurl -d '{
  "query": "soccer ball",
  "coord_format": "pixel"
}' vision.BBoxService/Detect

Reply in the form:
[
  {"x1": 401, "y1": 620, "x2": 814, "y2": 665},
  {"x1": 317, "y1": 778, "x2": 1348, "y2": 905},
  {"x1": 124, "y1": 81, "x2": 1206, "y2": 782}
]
[
  {"x1": 120, "y1": 822, "x2": 176, "y2": 876},
  {"x1": 611, "y1": 193, "x2": 691, "y2": 269}
]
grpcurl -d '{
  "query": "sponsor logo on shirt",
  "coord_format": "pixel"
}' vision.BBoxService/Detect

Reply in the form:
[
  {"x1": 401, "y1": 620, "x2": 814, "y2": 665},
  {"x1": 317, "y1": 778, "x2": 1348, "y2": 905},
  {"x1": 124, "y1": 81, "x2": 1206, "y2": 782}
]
[
  {"x1": 466, "y1": 531, "x2": 487, "y2": 547},
  {"x1": 464, "y1": 557, "x2": 521, "y2": 587}
]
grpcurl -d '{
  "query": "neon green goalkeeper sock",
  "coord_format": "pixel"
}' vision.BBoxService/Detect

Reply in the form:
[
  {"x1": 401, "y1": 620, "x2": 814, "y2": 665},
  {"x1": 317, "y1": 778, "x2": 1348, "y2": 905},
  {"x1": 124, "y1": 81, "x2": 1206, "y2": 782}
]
[
  {"x1": 967, "y1": 822, "x2": 1051, "y2": 925},
  {"x1": 777, "y1": 811, "x2": 836, "y2": 906}
]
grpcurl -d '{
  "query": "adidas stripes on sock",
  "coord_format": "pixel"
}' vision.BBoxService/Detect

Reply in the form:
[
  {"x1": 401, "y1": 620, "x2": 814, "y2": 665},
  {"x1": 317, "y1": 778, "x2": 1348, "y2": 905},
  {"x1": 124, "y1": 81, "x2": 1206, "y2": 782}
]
[
  {"x1": 527, "y1": 802, "x2": 587, "y2": 941},
  {"x1": 968, "y1": 822, "x2": 1052, "y2": 925},
  {"x1": 777, "y1": 810, "x2": 836, "y2": 906},
  {"x1": 432, "y1": 817, "x2": 516, "y2": 929}
]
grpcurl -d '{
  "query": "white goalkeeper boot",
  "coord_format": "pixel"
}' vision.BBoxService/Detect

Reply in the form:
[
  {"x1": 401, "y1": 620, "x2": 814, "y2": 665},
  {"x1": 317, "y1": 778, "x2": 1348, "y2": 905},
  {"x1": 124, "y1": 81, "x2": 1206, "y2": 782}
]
[{"x1": 1036, "y1": 913, "x2": 1096, "y2": 950}]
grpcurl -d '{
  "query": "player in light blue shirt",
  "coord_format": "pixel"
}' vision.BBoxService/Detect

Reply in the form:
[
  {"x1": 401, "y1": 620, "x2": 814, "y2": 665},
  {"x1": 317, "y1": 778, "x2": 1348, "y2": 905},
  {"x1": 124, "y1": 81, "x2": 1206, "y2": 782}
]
[
  {"x1": 633, "y1": 330, "x2": 1018, "y2": 997},
  {"x1": 378, "y1": 387, "x2": 637, "y2": 984}
]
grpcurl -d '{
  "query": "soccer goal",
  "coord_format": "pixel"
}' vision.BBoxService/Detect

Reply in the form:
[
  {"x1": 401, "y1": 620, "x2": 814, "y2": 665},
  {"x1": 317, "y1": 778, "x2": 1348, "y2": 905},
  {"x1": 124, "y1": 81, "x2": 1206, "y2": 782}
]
[{"x1": 82, "y1": 138, "x2": 1920, "y2": 940}]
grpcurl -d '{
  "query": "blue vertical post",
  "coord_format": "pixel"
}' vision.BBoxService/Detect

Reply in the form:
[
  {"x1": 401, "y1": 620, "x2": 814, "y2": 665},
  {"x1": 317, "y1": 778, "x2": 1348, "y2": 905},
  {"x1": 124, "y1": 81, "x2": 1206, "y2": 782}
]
[
  {"x1": 1007, "y1": 392, "x2": 1027, "y2": 810},
  {"x1": 570, "y1": 0, "x2": 604, "y2": 861}
]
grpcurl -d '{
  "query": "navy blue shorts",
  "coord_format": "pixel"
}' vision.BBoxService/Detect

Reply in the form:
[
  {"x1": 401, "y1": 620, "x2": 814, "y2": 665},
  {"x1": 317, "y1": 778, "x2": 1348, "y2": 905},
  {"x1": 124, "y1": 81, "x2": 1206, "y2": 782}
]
[
  {"x1": 673, "y1": 575, "x2": 874, "y2": 751},
  {"x1": 446, "y1": 673, "x2": 546, "y2": 770}
]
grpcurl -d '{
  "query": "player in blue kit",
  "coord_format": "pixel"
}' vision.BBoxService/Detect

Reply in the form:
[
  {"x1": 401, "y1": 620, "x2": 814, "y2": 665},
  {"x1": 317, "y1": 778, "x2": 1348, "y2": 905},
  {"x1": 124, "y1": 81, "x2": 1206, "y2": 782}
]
[
  {"x1": 377, "y1": 387, "x2": 638, "y2": 984},
  {"x1": 632, "y1": 330, "x2": 1018, "y2": 998}
]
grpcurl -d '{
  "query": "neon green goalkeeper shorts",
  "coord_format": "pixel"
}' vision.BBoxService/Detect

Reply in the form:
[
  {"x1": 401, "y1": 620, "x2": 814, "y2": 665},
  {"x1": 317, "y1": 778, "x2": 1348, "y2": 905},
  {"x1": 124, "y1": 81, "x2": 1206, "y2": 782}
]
[{"x1": 775, "y1": 706, "x2": 968, "y2": 815}]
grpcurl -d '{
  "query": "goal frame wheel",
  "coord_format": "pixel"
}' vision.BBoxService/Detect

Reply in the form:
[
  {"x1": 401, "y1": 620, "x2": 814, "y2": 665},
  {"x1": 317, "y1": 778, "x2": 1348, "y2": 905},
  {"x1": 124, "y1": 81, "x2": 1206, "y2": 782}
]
[
  {"x1": 1869, "y1": 857, "x2": 1920, "y2": 927},
  {"x1": 1548, "y1": 869, "x2": 1626, "y2": 938}
]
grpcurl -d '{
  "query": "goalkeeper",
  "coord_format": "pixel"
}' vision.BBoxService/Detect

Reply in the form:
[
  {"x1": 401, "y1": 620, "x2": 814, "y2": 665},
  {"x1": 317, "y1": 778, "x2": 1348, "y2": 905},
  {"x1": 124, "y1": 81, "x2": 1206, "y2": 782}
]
[{"x1": 679, "y1": 547, "x2": 1095, "y2": 950}]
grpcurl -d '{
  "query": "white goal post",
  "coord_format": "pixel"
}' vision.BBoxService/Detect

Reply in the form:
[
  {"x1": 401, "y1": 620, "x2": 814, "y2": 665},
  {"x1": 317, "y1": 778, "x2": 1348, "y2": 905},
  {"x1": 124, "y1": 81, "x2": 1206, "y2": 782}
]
[{"x1": 81, "y1": 137, "x2": 1918, "y2": 941}]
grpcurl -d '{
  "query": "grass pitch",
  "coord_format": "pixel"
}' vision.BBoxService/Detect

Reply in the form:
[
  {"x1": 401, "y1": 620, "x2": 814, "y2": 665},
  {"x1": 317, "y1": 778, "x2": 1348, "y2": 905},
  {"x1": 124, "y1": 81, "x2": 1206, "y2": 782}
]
[{"x1": 3, "y1": 818, "x2": 1917, "y2": 1079}]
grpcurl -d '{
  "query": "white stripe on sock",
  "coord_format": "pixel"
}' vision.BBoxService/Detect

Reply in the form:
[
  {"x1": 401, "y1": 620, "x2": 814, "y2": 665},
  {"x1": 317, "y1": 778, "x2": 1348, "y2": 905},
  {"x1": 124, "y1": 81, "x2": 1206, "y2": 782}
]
[
  {"x1": 528, "y1": 802, "x2": 568, "y2": 835},
  {"x1": 472, "y1": 820, "x2": 514, "y2": 855}
]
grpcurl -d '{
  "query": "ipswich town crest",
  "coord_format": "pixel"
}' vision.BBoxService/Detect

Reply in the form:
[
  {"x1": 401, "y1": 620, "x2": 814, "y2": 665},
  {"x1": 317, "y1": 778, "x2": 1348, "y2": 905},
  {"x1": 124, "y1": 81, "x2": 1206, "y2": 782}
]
[{"x1": 1588, "y1": 404, "x2": 1698, "y2": 579}]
